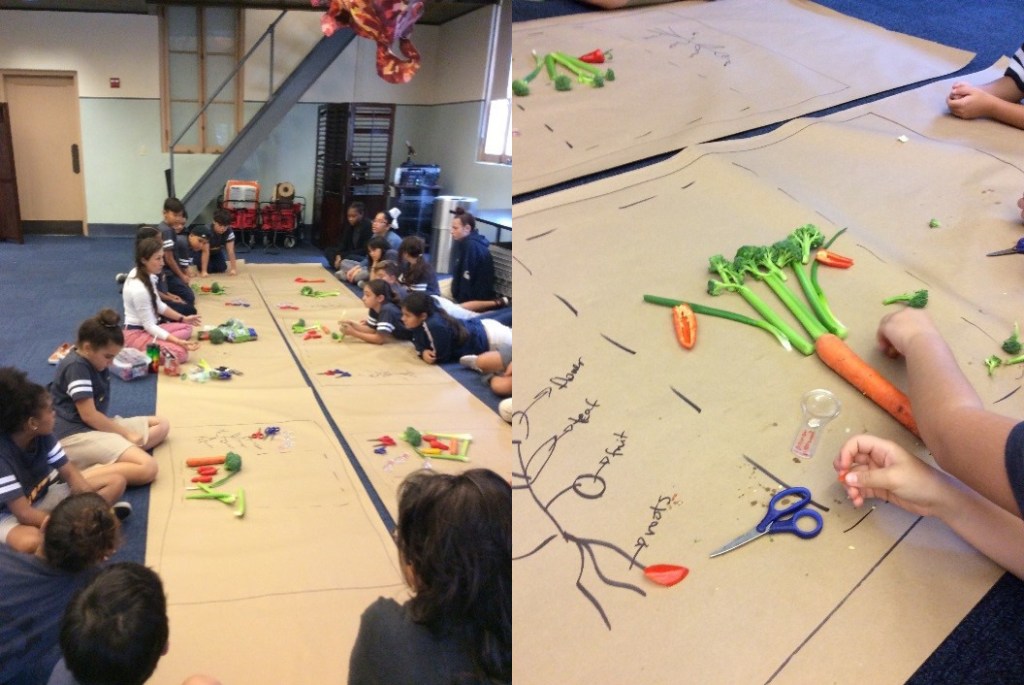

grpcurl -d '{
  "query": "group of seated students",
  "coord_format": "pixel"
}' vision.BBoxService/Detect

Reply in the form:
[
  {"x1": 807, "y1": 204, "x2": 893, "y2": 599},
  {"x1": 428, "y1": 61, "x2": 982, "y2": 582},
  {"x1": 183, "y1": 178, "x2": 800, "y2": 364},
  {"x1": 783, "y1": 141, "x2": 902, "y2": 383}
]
[
  {"x1": 0, "y1": 196, "x2": 512, "y2": 684},
  {"x1": 326, "y1": 201, "x2": 513, "y2": 421}
]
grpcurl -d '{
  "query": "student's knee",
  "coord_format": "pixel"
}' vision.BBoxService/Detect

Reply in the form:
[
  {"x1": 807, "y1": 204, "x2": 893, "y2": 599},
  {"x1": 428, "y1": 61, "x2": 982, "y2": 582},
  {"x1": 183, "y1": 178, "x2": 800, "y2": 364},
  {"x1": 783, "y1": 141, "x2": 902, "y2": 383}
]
[
  {"x1": 490, "y1": 375, "x2": 512, "y2": 397},
  {"x1": 149, "y1": 416, "x2": 171, "y2": 445}
]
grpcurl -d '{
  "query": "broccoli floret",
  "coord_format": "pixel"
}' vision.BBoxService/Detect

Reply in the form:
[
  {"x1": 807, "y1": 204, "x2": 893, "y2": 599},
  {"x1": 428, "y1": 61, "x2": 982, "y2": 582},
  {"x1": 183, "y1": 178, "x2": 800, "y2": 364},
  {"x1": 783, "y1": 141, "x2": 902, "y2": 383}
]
[
  {"x1": 1003, "y1": 323, "x2": 1022, "y2": 355},
  {"x1": 604, "y1": 68, "x2": 615, "y2": 82},
  {"x1": 882, "y1": 289, "x2": 928, "y2": 308},
  {"x1": 554, "y1": 75, "x2": 573, "y2": 91},
  {"x1": 512, "y1": 79, "x2": 530, "y2": 97},
  {"x1": 224, "y1": 451, "x2": 242, "y2": 472},
  {"x1": 985, "y1": 355, "x2": 1004, "y2": 377},
  {"x1": 402, "y1": 426, "x2": 422, "y2": 447},
  {"x1": 789, "y1": 224, "x2": 825, "y2": 264}
]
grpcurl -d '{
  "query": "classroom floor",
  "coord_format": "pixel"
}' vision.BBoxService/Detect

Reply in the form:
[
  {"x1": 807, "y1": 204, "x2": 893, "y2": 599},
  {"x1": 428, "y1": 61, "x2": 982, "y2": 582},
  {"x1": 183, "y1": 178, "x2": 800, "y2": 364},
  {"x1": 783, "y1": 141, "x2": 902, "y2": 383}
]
[{"x1": 0, "y1": 232, "x2": 511, "y2": 684}]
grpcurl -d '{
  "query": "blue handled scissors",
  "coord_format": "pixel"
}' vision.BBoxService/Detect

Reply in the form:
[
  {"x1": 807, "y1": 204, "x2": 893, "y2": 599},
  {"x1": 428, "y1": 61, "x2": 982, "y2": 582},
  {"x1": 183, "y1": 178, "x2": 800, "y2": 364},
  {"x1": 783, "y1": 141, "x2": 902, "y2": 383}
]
[
  {"x1": 709, "y1": 486, "x2": 823, "y2": 558},
  {"x1": 987, "y1": 237, "x2": 1024, "y2": 256}
]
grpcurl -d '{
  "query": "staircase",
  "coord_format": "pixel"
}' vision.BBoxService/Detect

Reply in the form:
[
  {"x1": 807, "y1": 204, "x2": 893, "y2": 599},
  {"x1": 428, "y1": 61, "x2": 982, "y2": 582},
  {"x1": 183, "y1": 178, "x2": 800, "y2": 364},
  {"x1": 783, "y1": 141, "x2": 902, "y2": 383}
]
[{"x1": 178, "y1": 29, "x2": 357, "y2": 221}]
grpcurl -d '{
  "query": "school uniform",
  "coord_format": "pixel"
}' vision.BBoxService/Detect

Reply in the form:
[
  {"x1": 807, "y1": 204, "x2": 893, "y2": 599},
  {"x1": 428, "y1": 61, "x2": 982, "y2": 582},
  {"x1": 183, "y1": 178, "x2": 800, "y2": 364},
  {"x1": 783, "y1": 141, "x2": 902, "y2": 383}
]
[
  {"x1": 411, "y1": 313, "x2": 490, "y2": 364},
  {"x1": 158, "y1": 224, "x2": 196, "y2": 316},
  {"x1": 400, "y1": 259, "x2": 440, "y2": 296},
  {"x1": 0, "y1": 433, "x2": 69, "y2": 522},
  {"x1": 367, "y1": 302, "x2": 412, "y2": 341},
  {"x1": 206, "y1": 225, "x2": 235, "y2": 273},
  {"x1": 451, "y1": 232, "x2": 496, "y2": 303}
]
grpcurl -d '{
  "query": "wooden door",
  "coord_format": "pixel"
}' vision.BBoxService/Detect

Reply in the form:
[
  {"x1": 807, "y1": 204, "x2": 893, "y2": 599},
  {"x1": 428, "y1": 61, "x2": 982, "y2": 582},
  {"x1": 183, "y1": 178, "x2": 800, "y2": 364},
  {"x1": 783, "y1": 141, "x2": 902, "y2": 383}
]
[
  {"x1": 0, "y1": 103, "x2": 22, "y2": 243},
  {"x1": 3, "y1": 73, "x2": 87, "y2": 235}
]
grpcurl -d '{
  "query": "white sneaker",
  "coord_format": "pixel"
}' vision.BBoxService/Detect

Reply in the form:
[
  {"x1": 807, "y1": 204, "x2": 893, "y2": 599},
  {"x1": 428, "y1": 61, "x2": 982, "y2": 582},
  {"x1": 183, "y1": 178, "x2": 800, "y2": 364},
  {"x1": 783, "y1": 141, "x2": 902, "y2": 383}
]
[
  {"x1": 459, "y1": 355, "x2": 480, "y2": 372},
  {"x1": 112, "y1": 501, "x2": 133, "y2": 520},
  {"x1": 499, "y1": 398, "x2": 512, "y2": 423}
]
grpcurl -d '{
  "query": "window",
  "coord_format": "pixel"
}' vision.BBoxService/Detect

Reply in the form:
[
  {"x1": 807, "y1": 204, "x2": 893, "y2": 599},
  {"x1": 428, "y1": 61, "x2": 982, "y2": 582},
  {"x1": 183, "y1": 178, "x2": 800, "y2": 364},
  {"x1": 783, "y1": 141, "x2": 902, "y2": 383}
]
[
  {"x1": 479, "y1": 1, "x2": 511, "y2": 165},
  {"x1": 160, "y1": 6, "x2": 244, "y2": 153}
]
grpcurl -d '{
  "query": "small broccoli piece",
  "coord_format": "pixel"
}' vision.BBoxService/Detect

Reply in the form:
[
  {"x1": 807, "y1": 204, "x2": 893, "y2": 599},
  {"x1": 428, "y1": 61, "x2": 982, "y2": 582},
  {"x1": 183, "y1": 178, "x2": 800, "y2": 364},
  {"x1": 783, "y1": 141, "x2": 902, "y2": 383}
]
[
  {"x1": 224, "y1": 452, "x2": 242, "y2": 472},
  {"x1": 512, "y1": 80, "x2": 530, "y2": 97},
  {"x1": 211, "y1": 282, "x2": 224, "y2": 294},
  {"x1": 1003, "y1": 323, "x2": 1022, "y2": 355},
  {"x1": 208, "y1": 328, "x2": 227, "y2": 345},
  {"x1": 604, "y1": 68, "x2": 615, "y2": 81},
  {"x1": 882, "y1": 289, "x2": 928, "y2": 308},
  {"x1": 554, "y1": 75, "x2": 573, "y2": 91},
  {"x1": 985, "y1": 355, "x2": 1004, "y2": 377},
  {"x1": 402, "y1": 426, "x2": 422, "y2": 447}
]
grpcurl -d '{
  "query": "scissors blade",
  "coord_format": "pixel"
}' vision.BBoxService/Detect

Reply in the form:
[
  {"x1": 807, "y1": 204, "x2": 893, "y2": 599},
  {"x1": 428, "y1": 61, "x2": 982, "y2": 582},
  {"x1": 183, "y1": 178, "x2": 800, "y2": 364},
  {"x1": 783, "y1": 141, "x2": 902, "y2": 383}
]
[
  {"x1": 709, "y1": 526, "x2": 766, "y2": 558},
  {"x1": 987, "y1": 248, "x2": 1020, "y2": 256}
]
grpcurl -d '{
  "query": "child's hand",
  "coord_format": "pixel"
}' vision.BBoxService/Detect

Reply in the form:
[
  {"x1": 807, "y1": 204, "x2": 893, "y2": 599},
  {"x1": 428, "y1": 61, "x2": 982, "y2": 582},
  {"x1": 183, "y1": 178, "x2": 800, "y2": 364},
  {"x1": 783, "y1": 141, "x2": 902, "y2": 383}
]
[
  {"x1": 876, "y1": 308, "x2": 938, "y2": 359},
  {"x1": 184, "y1": 341, "x2": 200, "y2": 351},
  {"x1": 422, "y1": 349, "x2": 437, "y2": 364},
  {"x1": 835, "y1": 434, "x2": 950, "y2": 516},
  {"x1": 946, "y1": 83, "x2": 994, "y2": 120},
  {"x1": 165, "y1": 293, "x2": 185, "y2": 305},
  {"x1": 183, "y1": 314, "x2": 202, "y2": 325},
  {"x1": 228, "y1": 268, "x2": 237, "y2": 276},
  {"x1": 199, "y1": 271, "x2": 209, "y2": 278}
]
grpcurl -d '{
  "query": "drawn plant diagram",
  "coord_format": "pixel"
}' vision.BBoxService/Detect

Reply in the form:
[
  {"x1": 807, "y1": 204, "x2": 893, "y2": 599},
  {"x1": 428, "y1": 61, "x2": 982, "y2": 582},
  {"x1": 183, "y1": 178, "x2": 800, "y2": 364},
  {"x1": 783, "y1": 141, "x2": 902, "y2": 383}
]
[
  {"x1": 513, "y1": 78, "x2": 1024, "y2": 676},
  {"x1": 511, "y1": 0, "x2": 972, "y2": 195}
]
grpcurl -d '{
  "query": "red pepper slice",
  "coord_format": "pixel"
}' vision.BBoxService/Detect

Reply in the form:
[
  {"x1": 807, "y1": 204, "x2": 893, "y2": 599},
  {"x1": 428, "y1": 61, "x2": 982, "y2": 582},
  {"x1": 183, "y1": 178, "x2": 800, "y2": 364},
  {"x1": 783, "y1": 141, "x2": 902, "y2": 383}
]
[
  {"x1": 191, "y1": 475, "x2": 213, "y2": 483},
  {"x1": 196, "y1": 466, "x2": 219, "y2": 476},
  {"x1": 815, "y1": 249, "x2": 854, "y2": 268},
  {"x1": 644, "y1": 564, "x2": 689, "y2": 587},
  {"x1": 672, "y1": 304, "x2": 697, "y2": 349},
  {"x1": 578, "y1": 48, "x2": 611, "y2": 64}
]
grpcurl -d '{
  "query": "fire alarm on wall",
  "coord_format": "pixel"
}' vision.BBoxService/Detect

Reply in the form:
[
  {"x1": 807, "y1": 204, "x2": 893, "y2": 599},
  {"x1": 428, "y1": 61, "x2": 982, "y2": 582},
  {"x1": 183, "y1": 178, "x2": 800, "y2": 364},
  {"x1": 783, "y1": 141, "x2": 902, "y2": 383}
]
[{"x1": 109, "y1": 77, "x2": 120, "y2": 88}]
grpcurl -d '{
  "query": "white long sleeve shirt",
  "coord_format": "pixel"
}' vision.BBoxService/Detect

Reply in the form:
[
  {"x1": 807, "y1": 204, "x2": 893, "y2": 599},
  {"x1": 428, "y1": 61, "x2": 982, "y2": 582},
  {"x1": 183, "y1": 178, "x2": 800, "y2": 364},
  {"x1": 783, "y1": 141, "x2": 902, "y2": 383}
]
[{"x1": 122, "y1": 270, "x2": 170, "y2": 340}]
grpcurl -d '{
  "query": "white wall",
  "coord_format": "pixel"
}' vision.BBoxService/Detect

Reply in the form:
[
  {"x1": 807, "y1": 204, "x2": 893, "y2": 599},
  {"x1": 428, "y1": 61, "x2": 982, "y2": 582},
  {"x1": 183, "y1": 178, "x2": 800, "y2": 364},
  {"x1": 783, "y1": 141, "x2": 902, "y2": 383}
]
[{"x1": 0, "y1": 6, "x2": 511, "y2": 225}]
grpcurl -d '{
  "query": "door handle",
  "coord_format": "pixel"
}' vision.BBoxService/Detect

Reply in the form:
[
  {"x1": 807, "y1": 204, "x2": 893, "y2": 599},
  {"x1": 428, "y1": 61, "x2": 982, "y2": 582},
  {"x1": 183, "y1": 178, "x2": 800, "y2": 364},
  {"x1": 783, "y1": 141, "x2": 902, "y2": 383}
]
[{"x1": 71, "y1": 144, "x2": 80, "y2": 174}]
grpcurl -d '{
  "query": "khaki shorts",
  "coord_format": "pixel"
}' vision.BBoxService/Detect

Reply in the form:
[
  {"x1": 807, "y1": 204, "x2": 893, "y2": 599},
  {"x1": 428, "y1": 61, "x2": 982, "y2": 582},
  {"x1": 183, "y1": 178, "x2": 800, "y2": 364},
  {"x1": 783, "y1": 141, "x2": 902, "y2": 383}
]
[
  {"x1": 0, "y1": 480, "x2": 71, "y2": 544},
  {"x1": 60, "y1": 416, "x2": 150, "y2": 470}
]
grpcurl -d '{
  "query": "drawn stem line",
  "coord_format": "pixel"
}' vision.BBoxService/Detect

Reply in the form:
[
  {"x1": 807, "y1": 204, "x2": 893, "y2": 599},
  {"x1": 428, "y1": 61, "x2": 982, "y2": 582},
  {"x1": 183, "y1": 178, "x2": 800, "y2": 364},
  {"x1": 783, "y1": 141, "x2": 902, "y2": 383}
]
[
  {"x1": 670, "y1": 386, "x2": 702, "y2": 413},
  {"x1": 600, "y1": 334, "x2": 636, "y2": 354},
  {"x1": 995, "y1": 385, "x2": 1022, "y2": 404},
  {"x1": 842, "y1": 506, "x2": 875, "y2": 533},
  {"x1": 554, "y1": 293, "x2": 578, "y2": 316}
]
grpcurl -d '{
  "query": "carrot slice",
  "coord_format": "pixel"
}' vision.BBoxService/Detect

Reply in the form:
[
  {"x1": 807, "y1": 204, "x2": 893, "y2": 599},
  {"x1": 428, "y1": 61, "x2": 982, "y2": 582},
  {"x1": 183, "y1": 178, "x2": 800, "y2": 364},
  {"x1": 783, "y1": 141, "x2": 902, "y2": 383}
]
[
  {"x1": 186, "y1": 456, "x2": 227, "y2": 467},
  {"x1": 814, "y1": 334, "x2": 919, "y2": 437}
]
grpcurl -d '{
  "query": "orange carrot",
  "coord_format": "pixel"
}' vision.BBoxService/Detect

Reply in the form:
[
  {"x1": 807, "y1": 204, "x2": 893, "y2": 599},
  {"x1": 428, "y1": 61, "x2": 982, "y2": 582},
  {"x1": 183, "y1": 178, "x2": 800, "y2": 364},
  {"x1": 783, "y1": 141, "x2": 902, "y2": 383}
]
[
  {"x1": 186, "y1": 456, "x2": 226, "y2": 467},
  {"x1": 814, "y1": 334, "x2": 919, "y2": 437}
]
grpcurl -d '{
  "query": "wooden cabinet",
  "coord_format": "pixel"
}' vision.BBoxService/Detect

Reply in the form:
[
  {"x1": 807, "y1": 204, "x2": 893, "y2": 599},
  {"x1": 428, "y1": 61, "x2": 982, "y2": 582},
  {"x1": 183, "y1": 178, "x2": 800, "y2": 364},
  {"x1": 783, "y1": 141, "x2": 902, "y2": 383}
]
[
  {"x1": 0, "y1": 104, "x2": 23, "y2": 243},
  {"x1": 312, "y1": 103, "x2": 394, "y2": 249}
]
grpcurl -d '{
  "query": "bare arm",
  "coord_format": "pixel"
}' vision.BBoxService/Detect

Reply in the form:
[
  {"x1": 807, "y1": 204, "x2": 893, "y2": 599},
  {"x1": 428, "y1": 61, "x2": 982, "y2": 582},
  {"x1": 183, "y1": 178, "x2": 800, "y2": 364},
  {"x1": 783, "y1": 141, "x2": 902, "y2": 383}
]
[
  {"x1": 837, "y1": 434, "x2": 1024, "y2": 579},
  {"x1": 75, "y1": 397, "x2": 141, "y2": 444},
  {"x1": 877, "y1": 309, "x2": 1020, "y2": 515},
  {"x1": 7, "y1": 495, "x2": 47, "y2": 527},
  {"x1": 57, "y1": 461, "x2": 94, "y2": 494}
]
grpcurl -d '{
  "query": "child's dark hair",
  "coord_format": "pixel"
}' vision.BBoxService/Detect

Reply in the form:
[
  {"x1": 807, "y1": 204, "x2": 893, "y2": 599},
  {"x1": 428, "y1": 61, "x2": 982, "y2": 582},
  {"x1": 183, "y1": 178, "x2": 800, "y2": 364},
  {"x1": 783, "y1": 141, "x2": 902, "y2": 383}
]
[
  {"x1": 135, "y1": 224, "x2": 160, "y2": 242},
  {"x1": 365, "y1": 278, "x2": 399, "y2": 306},
  {"x1": 395, "y1": 469, "x2": 511, "y2": 682},
  {"x1": 162, "y1": 197, "x2": 184, "y2": 215},
  {"x1": 399, "y1": 236, "x2": 435, "y2": 290},
  {"x1": 60, "y1": 562, "x2": 168, "y2": 685},
  {"x1": 372, "y1": 259, "x2": 400, "y2": 279},
  {"x1": 77, "y1": 308, "x2": 124, "y2": 349},
  {"x1": 453, "y1": 207, "x2": 476, "y2": 232},
  {"x1": 43, "y1": 492, "x2": 120, "y2": 573},
  {"x1": 348, "y1": 201, "x2": 365, "y2": 216},
  {"x1": 366, "y1": 235, "x2": 391, "y2": 257},
  {"x1": 213, "y1": 208, "x2": 233, "y2": 227},
  {"x1": 134, "y1": 237, "x2": 163, "y2": 314},
  {"x1": 0, "y1": 366, "x2": 48, "y2": 434},
  {"x1": 403, "y1": 291, "x2": 467, "y2": 346}
]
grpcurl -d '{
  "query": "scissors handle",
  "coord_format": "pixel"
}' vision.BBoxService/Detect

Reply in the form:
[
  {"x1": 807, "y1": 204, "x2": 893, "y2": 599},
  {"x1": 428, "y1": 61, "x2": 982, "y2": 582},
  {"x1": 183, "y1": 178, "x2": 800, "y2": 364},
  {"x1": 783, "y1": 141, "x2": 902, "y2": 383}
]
[{"x1": 756, "y1": 486, "x2": 823, "y2": 539}]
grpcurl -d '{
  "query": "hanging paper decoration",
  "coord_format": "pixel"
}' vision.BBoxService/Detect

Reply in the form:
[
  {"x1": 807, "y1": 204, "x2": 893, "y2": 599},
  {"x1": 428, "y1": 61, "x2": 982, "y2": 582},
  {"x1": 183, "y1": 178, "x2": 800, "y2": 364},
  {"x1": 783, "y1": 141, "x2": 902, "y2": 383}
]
[{"x1": 315, "y1": 0, "x2": 425, "y2": 84}]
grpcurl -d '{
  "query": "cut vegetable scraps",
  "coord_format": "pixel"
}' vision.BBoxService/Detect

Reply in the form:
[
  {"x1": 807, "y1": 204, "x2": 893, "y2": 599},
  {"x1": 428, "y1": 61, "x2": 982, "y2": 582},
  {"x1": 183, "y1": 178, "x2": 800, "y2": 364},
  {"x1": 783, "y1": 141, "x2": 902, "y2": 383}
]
[
  {"x1": 882, "y1": 289, "x2": 928, "y2": 308},
  {"x1": 514, "y1": 49, "x2": 616, "y2": 96},
  {"x1": 815, "y1": 249, "x2": 853, "y2": 268},
  {"x1": 1003, "y1": 323, "x2": 1022, "y2": 355}
]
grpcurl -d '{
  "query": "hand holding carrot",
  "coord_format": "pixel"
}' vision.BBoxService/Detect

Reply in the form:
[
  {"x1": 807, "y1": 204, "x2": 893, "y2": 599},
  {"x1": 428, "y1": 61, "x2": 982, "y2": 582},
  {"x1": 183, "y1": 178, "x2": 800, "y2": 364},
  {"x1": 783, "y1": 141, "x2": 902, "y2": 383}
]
[{"x1": 835, "y1": 434, "x2": 953, "y2": 516}]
